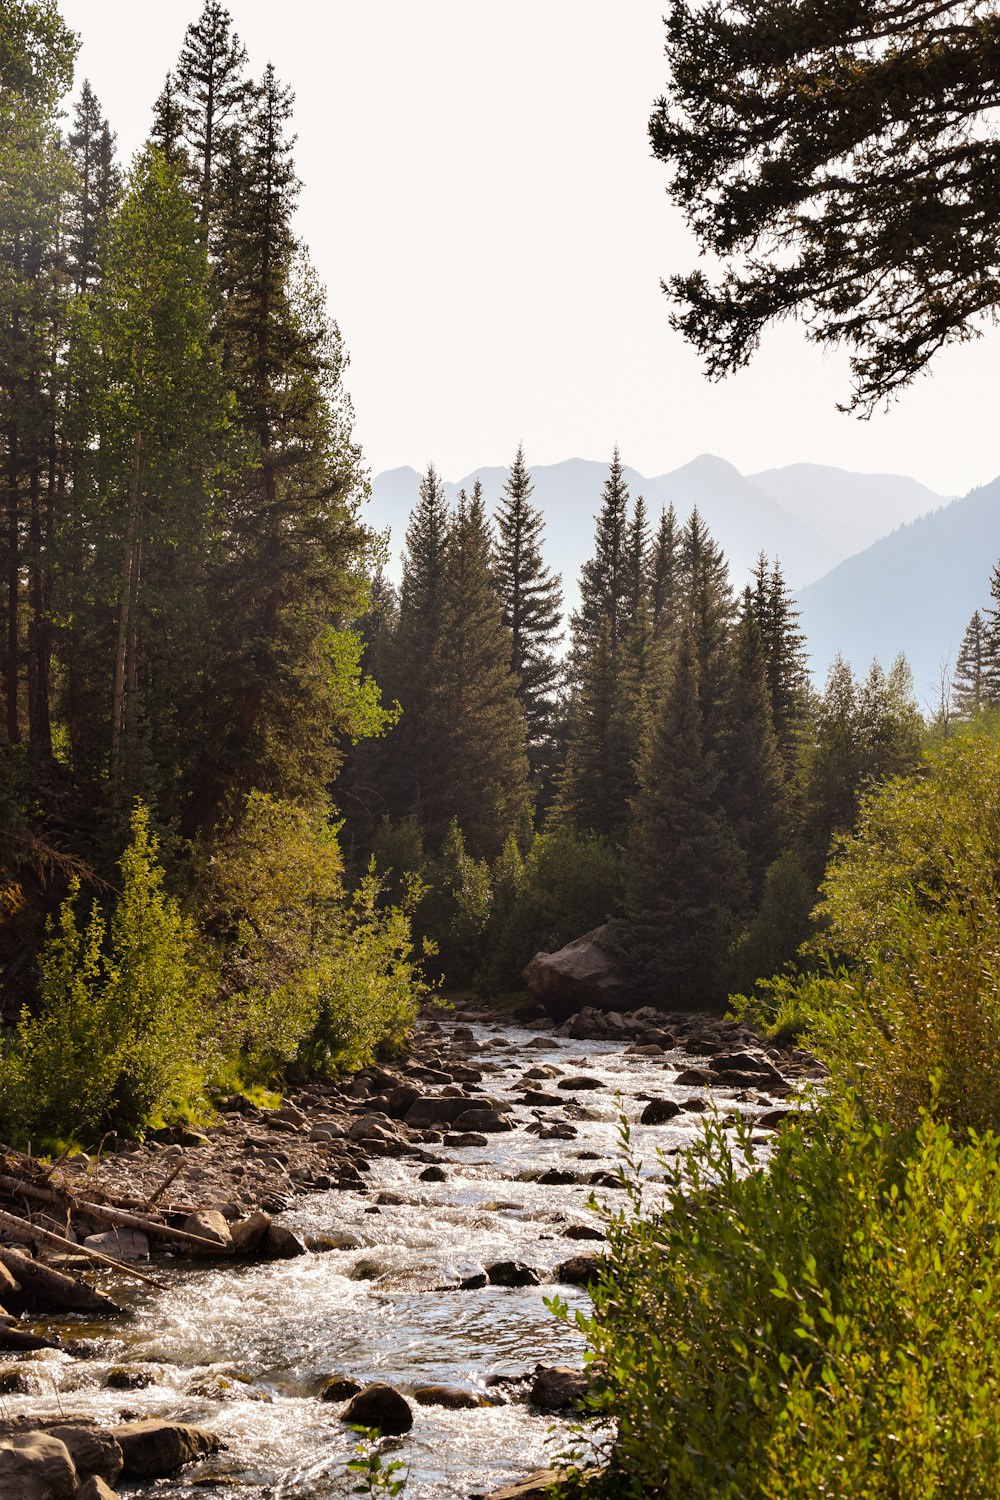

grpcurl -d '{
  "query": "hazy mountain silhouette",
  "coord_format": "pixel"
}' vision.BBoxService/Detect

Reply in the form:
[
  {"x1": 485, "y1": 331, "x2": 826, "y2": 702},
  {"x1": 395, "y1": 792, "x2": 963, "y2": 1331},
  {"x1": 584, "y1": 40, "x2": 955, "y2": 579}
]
[
  {"x1": 369, "y1": 453, "x2": 901, "y2": 598},
  {"x1": 797, "y1": 475, "x2": 1000, "y2": 704},
  {"x1": 750, "y1": 462, "x2": 952, "y2": 562}
]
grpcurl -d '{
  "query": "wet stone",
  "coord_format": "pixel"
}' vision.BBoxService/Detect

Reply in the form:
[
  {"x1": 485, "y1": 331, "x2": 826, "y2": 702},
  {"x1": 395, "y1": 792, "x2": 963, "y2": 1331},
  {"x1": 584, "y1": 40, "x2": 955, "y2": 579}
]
[
  {"x1": 343, "y1": 1382, "x2": 413, "y2": 1435},
  {"x1": 486, "y1": 1261, "x2": 540, "y2": 1288}
]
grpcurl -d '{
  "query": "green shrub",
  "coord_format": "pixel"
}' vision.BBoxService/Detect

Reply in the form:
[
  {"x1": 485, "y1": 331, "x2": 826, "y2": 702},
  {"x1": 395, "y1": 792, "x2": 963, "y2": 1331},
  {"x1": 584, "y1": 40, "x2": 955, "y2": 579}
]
[
  {"x1": 741, "y1": 722, "x2": 1000, "y2": 1131},
  {"x1": 721, "y1": 850, "x2": 816, "y2": 1002},
  {"x1": 477, "y1": 824, "x2": 621, "y2": 993},
  {"x1": 418, "y1": 820, "x2": 492, "y2": 985},
  {"x1": 564, "y1": 1098, "x2": 1000, "y2": 1500},
  {"x1": 0, "y1": 804, "x2": 210, "y2": 1143}
]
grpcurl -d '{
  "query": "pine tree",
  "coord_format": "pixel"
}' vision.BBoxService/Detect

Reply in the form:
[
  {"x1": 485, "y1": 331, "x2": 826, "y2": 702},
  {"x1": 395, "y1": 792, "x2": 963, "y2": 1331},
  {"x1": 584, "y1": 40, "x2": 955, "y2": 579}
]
[
  {"x1": 749, "y1": 553, "x2": 809, "y2": 772},
  {"x1": 953, "y1": 609, "x2": 993, "y2": 718},
  {"x1": 65, "y1": 82, "x2": 121, "y2": 296},
  {"x1": 649, "y1": 502, "x2": 681, "y2": 639},
  {"x1": 424, "y1": 483, "x2": 531, "y2": 858},
  {"x1": 492, "y1": 444, "x2": 563, "y2": 782},
  {"x1": 624, "y1": 493, "x2": 650, "y2": 619},
  {"x1": 150, "y1": 71, "x2": 188, "y2": 169},
  {"x1": 613, "y1": 627, "x2": 748, "y2": 1005},
  {"x1": 379, "y1": 465, "x2": 451, "y2": 826},
  {"x1": 0, "y1": 1, "x2": 76, "y2": 749},
  {"x1": 717, "y1": 592, "x2": 789, "y2": 898},
  {"x1": 678, "y1": 506, "x2": 734, "y2": 749},
  {"x1": 571, "y1": 446, "x2": 631, "y2": 672},
  {"x1": 173, "y1": 1, "x2": 248, "y2": 238},
  {"x1": 181, "y1": 68, "x2": 369, "y2": 833},
  {"x1": 554, "y1": 615, "x2": 621, "y2": 841}
]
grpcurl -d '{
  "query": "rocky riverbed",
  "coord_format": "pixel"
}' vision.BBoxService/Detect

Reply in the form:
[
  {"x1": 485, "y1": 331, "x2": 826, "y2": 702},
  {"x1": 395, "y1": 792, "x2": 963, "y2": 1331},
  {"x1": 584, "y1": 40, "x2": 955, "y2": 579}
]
[{"x1": 0, "y1": 1000, "x2": 819, "y2": 1498}]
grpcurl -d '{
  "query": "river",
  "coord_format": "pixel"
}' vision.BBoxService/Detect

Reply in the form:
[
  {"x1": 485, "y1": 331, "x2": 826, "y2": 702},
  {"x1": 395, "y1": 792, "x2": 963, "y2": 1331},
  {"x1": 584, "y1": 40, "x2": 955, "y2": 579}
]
[{"x1": 1, "y1": 1013, "x2": 783, "y2": 1498}]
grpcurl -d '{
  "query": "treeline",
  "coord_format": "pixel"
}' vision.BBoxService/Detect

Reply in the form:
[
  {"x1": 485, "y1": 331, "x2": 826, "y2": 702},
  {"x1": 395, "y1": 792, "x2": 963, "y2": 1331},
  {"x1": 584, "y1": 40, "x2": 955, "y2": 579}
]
[
  {"x1": 0, "y1": 1, "x2": 419, "y2": 1142},
  {"x1": 345, "y1": 447, "x2": 925, "y2": 1002}
]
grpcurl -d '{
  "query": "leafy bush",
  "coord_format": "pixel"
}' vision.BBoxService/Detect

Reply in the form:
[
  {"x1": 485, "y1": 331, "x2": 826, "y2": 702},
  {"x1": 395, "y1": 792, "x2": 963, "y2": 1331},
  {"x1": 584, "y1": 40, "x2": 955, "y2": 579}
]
[
  {"x1": 564, "y1": 1098, "x2": 1000, "y2": 1500},
  {"x1": 418, "y1": 820, "x2": 492, "y2": 985},
  {"x1": 477, "y1": 824, "x2": 621, "y2": 993},
  {"x1": 203, "y1": 792, "x2": 427, "y2": 1082},
  {"x1": 741, "y1": 722, "x2": 1000, "y2": 1131},
  {"x1": 0, "y1": 804, "x2": 210, "y2": 1143}
]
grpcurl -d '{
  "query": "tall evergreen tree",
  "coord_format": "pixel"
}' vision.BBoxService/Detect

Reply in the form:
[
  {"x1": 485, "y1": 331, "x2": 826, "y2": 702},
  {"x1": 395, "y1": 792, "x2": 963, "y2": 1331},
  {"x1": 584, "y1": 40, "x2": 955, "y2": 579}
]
[
  {"x1": 718, "y1": 592, "x2": 789, "y2": 898},
  {"x1": 65, "y1": 82, "x2": 120, "y2": 296},
  {"x1": 749, "y1": 553, "x2": 809, "y2": 772},
  {"x1": 173, "y1": 1, "x2": 248, "y2": 238},
  {"x1": 181, "y1": 67, "x2": 369, "y2": 832},
  {"x1": 149, "y1": 71, "x2": 188, "y2": 169},
  {"x1": 492, "y1": 444, "x2": 563, "y2": 777},
  {"x1": 0, "y1": 0, "x2": 76, "y2": 749},
  {"x1": 425, "y1": 483, "x2": 531, "y2": 858},
  {"x1": 649, "y1": 502, "x2": 681, "y2": 639},
  {"x1": 953, "y1": 609, "x2": 994, "y2": 719},
  {"x1": 614, "y1": 627, "x2": 748, "y2": 1005},
  {"x1": 678, "y1": 506, "x2": 734, "y2": 748},
  {"x1": 570, "y1": 446, "x2": 631, "y2": 671},
  {"x1": 623, "y1": 493, "x2": 650, "y2": 620}
]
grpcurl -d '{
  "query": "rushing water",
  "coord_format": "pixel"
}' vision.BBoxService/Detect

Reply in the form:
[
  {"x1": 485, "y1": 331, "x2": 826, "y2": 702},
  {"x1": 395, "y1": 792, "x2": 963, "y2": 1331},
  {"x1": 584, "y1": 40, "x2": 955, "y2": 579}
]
[{"x1": 1, "y1": 1018, "x2": 779, "y2": 1499}]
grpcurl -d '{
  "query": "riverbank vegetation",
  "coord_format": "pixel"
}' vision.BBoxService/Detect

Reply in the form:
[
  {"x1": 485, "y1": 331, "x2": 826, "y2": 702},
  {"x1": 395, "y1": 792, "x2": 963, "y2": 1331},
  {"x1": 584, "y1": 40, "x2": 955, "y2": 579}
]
[{"x1": 565, "y1": 715, "x2": 1000, "y2": 1497}]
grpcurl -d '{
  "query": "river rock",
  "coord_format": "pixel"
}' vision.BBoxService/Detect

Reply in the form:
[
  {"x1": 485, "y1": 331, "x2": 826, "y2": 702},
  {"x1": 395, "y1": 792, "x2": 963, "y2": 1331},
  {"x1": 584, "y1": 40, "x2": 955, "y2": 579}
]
[
  {"x1": 75, "y1": 1478, "x2": 120, "y2": 1500},
  {"x1": 81, "y1": 1230, "x2": 149, "y2": 1263},
  {"x1": 444, "y1": 1132, "x2": 488, "y2": 1148},
  {"x1": 0, "y1": 1367, "x2": 29, "y2": 1394},
  {"x1": 110, "y1": 1421, "x2": 220, "y2": 1479},
  {"x1": 260, "y1": 1224, "x2": 307, "y2": 1260},
  {"x1": 564, "y1": 1224, "x2": 604, "y2": 1241},
  {"x1": 418, "y1": 1166, "x2": 447, "y2": 1182},
  {"x1": 486, "y1": 1261, "x2": 539, "y2": 1287},
  {"x1": 557, "y1": 1076, "x2": 603, "y2": 1091},
  {"x1": 640, "y1": 1098, "x2": 683, "y2": 1125},
  {"x1": 46, "y1": 1425, "x2": 122, "y2": 1485},
  {"x1": 405, "y1": 1095, "x2": 492, "y2": 1128},
  {"x1": 0, "y1": 1265, "x2": 18, "y2": 1303},
  {"x1": 413, "y1": 1384, "x2": 489, "y2": 1409},
  {"x1": 520, "y1": 1090, "x2": 563, "y2": 1108},
  {"x1": 0, "y1": 1432, "x2": 78, "y2": 1500},
  {"x1": 105, "y1": 1367, "x2": 154, "y2": 1390},
  {"x1": 522, "y1": 926, "x2": 629, "y2": 1021},
  {"x1": 182, "y1": 1209, "x2": 232, "y2": 1253},
  {"x1": 230, "y1": 1210, "x2": 271, "y2": 1255},
  {"x1": 757, "y1": 1107, "x2": 795, "y2": 1128},
  {"x1": 453, "y1": 1108, "x2": 512, "y2": 1133},
  {"x1": 320, "y1": 1375, "x2": 362, "y2": 1401},
  {"x1": 343, "y1": 1382, "x2": 413, "y2": 1435},
  {"x1": 530, "y1": 1365, "x2": 589, "y2": 1413},
  {"x1": 711, "y1": 1051, "x2": 787, "y2": 1086},
  {"x1": 674, "y1": 1067, "x2": 718, "y2": 1087},
  {"x1": 555, "y1": 1254, "x2": 604, "y2": 1286}
]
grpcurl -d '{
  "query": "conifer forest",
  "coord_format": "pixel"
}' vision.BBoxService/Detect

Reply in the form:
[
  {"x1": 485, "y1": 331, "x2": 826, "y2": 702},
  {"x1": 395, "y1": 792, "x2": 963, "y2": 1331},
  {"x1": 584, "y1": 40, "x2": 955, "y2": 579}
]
[{"x1": 3, "y1": 3, "x2": 1000, "y2": 1498}]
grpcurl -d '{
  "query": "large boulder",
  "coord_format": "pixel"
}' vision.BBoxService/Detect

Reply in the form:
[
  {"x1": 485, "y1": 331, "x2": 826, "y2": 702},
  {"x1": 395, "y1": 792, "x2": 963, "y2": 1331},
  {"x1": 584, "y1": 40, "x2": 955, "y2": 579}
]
[
  {"x1": 110, "y1": 1422, "x2": 219, "y2": 1479},
  {"x1": 46, "y1": 1426, "x2": 122, "y2": 1486},
  {"x1": 522, "y1": 926, "x2": 630, "y2": 1021},
  {"x1": 342, "y1": 1382, "x2": 413, "y2": 1435},
  {"x1": 0, "y1": 1432, "x2": 78, "y2": 1500}
]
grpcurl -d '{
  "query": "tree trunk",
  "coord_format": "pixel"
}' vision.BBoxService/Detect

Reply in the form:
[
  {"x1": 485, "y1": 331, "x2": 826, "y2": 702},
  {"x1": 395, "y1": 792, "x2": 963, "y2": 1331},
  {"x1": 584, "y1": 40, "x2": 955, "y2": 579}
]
[{"x1": 111, "y1": 428, "x2": 143, "y2": 777}]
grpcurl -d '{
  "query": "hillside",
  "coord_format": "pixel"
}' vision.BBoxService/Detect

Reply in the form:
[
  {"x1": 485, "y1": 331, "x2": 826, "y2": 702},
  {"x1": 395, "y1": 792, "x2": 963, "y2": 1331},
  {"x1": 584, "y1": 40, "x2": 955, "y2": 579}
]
[
  {"x1": 749, "y1": 463, "x2": 950, "y2": 561},
  {"x1": 797, "y1": 476, "x2": 1000, "y2": 703}
]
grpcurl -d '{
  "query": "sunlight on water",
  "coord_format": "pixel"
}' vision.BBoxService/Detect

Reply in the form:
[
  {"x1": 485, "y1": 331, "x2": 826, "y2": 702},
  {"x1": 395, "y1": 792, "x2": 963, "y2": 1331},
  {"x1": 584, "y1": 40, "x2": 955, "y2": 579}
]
[{"x1": 3, "y1": 1020, "x2": 776, "y2": 1497}]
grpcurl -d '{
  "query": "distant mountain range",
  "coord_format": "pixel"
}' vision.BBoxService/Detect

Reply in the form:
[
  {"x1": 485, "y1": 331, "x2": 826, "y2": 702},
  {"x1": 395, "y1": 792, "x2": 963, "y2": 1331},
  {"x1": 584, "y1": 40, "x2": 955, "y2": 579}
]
[
  {"x1": 797, "y1": 476, "x2": 1000, "y2": 707},
  {"x1": 368, "y1": 455, "x2": 999, "y2": 703}
]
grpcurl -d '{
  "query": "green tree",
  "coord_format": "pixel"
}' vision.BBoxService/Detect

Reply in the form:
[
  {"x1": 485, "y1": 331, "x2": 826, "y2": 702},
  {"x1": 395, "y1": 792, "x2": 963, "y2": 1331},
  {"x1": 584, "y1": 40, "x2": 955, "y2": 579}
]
[
  {"x1": 614, "y1": 627, "x2": 748, "y2": 1004},
  {"x1": 649, "y1": 501, "x2": 681, "y2": 640},
  {"x1": 651, "y1": 0, "x2": 1000, "y2": 412},
  {"x1": 749, "y1": 553, "x2": 809, "y2": 774},
  {"x1": 953, "y1": 608, "x2": 995, "y2": 718},
  {"x1": 678, "y1": 506, "x2": 734, "y2": 750},
  {"x1": 719, "y1": 593, "x2": 789, "y2": 899},
  {"x1": 425, "y1": 482, "x2": 531, "y2": 858},
  {"x1": 181, "y1": 67, "x2": 372, "y2": 832},
  {"x1": 65, "y1": 80, "x2": 120, "y2": 296},
  {"x1": 172, "y1": 0, "x2": 248, "y2": 239},
  {"x1": 492, "y1": 443, "x2": 563, "y2": 784},
  {"x1": 570, "y1": 446, "x2": 632, "y2": 670}
]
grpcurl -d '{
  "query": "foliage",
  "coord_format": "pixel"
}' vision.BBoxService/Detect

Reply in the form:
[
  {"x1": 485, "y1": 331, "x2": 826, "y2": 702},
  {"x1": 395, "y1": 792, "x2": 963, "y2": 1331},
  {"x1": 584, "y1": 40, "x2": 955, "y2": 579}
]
[
  {"x1": 0, "y1": 804, "x2": 210, "y2": 1143},
  {"x1": 347, "y1": 1428, "x2": 408, "y2": 1498},
  {"x1": 418, "y1": 821, "x2": 492, "y2": 987},
  {"x1": 564, "y1": 1098, "x2": 1000, "y2": 1499},
  {"x1": 802, "y1": 721, "x2": 1000, "y2": 1132},
  {"x1": 722, "y1": 850, "x2": 816, "y2": 1009},
  {"x1": 651, "y1": 0, "x2": 1000, "y2": 412},
  {"x1": 477, "y1": 825, "x2": 620, "y2": 994}
]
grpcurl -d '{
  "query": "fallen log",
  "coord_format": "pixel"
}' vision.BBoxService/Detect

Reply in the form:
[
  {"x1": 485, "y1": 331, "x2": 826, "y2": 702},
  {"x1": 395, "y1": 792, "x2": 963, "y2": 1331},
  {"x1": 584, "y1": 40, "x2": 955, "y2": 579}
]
[
  {"x1": 0, "y1": 1208, "x2": 166, "y2": 1290},
  {"x1": 0, "y1": 1245, "x2": 122, "y2": 1316},
  {"x1": 0, "y1": 1172, "x2": 231, "y2": 1255}
]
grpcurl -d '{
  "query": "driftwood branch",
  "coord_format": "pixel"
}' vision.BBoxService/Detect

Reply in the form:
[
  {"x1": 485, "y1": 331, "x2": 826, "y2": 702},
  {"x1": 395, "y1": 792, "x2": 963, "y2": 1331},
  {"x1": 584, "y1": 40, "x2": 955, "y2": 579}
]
[
  {"x1": 0, "y1": 1207, "x2": 166, "y2": 1290},
  {"x1": 0, "y1": 1172, "x2": 231, "y2": 1255}
]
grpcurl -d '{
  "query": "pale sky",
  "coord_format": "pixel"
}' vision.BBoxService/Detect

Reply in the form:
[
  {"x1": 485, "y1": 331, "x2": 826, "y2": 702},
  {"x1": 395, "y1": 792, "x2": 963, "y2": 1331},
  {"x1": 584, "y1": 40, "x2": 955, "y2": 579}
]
[{"x1": 58, "y1": 0, "x2": 998, "y2": 498}]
